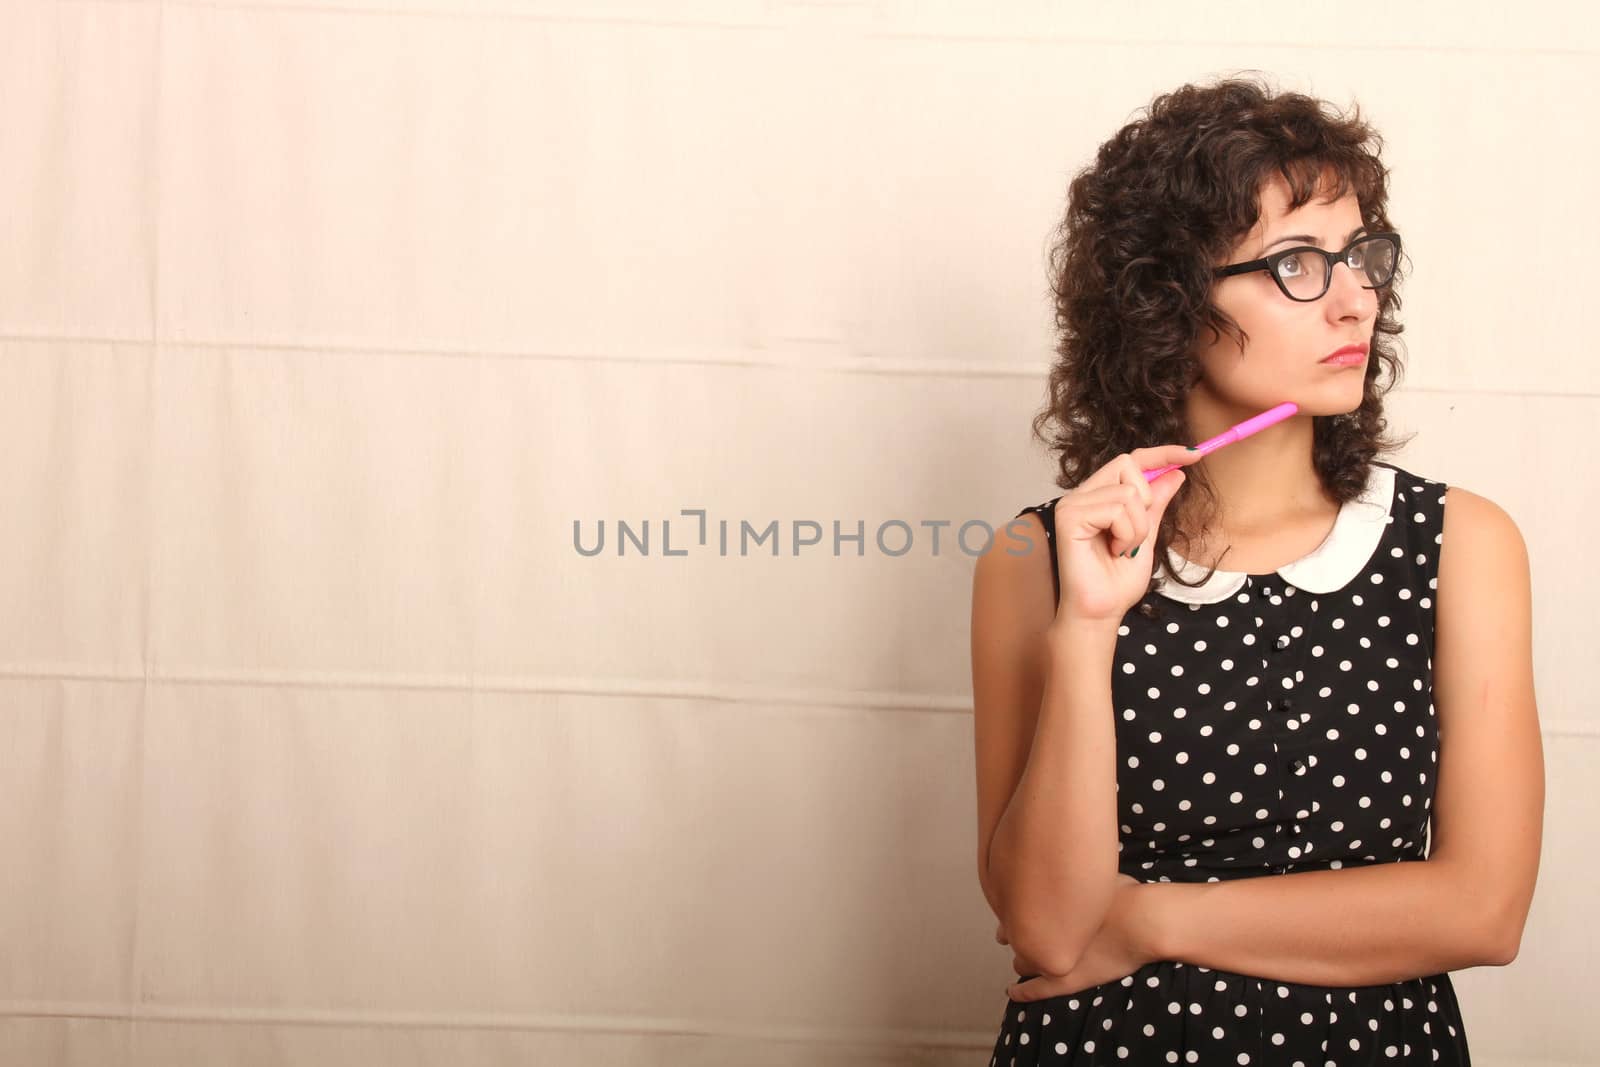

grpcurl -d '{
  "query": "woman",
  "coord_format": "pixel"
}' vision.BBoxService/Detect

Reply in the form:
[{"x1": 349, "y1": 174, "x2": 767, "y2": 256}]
[{"x1": 971, "y1": 76, "x2": 1543, "y2": 1065}]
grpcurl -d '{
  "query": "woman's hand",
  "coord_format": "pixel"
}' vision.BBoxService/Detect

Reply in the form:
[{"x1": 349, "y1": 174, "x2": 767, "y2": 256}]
[
  {"x1": 1004, "y1": 874, "x2": 1159, "y2": 1003},
  {"x1": 1051, "y1": 445, "x2": 1202, "y2": 627}
]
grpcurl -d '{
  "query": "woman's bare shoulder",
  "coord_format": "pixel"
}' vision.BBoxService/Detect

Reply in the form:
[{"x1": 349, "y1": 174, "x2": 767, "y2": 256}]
[{"x1": 973, "y1": 506, "x2": 1057, "y2": 634}]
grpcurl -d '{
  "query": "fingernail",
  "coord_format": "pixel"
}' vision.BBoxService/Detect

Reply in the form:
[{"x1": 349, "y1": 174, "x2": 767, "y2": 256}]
[
  {"x1": 1130, "y1": 545, "x2": 1139, "y2": 558},
  {"x1": 1186, "y1": 446, "x2": 1197, "y2": 451}
]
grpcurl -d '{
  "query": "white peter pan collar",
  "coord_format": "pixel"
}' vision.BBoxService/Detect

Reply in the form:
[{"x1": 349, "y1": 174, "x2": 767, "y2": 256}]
[{"x1": 1152, "y1": 463, "x2": 1396, "y2": 605}]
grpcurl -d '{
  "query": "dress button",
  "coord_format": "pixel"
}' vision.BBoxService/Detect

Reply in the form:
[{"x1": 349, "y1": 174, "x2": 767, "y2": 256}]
[
  {"x1": 1291, "y1": 758, "x2": 1307, "y2": 773},
  {"x1": 1274, "y1": 635, "x2": 1290, "y2": 650},
  {"x1": 1272, "y1": 865, "x2": 1288, "y2": 875},
  {"x1": 1280, "y1": 697, "x2": 1294, "y2": 712}
]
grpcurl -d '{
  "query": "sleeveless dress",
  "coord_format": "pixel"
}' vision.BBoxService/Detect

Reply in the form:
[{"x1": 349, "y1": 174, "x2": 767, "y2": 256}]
[{"x1": 986, "y1": 460, "x2": 1472, "y2": 1066}]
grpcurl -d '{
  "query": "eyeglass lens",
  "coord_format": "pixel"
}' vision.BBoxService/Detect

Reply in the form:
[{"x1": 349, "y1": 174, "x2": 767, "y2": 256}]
[{"x1": 1275, "y1": 236, "x2": 1398, "y2": 300}]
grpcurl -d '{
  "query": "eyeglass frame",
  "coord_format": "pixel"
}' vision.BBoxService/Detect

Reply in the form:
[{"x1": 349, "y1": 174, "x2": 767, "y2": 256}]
[{"x1": 1212, "y1": 230, "x2": 1402, "y2": 302}]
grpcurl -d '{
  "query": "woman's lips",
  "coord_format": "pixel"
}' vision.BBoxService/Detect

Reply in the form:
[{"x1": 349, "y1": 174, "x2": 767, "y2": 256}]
[
  {"x1": 1321, "y1": 352, "x2": 1367, "y2": 367},
  {"x1": 1321, "y1": 343, "x2": 1368, "y2": 367}
]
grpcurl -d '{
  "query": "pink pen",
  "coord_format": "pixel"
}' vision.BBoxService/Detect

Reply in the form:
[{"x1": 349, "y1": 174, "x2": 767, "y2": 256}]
[{"x1": 1142, "y1": 401, "x2": 1300, "y2": 482}]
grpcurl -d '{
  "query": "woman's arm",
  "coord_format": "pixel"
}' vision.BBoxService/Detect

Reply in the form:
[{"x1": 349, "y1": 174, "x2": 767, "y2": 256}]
[
  {"x1": 1145, "y1": 857, "x2": 1498, "y2": 986},
  {"x1": 973, "y1": 523, "x2": 1125, "y2": 977},
  {"x1": 1146, "y1": 487, "x2": 1543, "y2": 985}
]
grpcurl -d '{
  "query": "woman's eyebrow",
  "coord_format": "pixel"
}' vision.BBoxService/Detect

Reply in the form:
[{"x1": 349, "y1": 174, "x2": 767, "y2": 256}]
[{"x1": 1260, "y1": 224, "x2": 1368, "y2": 255}]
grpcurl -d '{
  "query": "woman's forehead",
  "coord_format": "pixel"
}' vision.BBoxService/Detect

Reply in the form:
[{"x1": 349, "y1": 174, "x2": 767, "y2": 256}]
[
  {"x1": 1256, "y1": 169, "x2": 1362, "y2": 225},
  {"x1": 1221, "y1": 179, "x2": 1363, "y2": 263}
]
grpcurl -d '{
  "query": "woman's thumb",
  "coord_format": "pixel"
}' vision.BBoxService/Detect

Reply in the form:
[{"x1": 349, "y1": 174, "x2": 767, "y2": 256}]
[{"x1": 1150, "y1": 469, "x2": 1186, "y2": 518}]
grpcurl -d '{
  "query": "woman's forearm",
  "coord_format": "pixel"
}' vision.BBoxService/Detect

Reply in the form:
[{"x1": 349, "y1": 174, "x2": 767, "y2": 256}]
[
  {"x1": 1145, "y1": 857, "x2": 1506, "y2": 987},
  {"x1": 987, "y1": 622, "x2": 1122, "y2": 976}
]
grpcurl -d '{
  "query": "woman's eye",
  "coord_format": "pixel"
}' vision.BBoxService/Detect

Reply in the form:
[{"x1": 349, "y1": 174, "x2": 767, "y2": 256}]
[{"x1": 1276, "y1": 254, "x2": 1309, "y2": 278}]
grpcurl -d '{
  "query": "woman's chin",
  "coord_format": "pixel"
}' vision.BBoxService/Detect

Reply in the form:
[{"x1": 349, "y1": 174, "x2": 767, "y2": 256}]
[{"x1": 1294, "y1": 386, "x2": 1367, "y2": 418}]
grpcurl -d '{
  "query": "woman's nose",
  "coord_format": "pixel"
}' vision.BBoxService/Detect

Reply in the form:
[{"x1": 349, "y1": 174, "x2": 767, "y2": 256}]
[{"x1": 1326, "y1": 260, "x2": 1377, "y2": 318}]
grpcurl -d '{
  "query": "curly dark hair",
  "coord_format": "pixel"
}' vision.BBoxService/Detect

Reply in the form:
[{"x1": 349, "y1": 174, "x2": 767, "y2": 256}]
[{"x1": 1031, "y1": 73, "x2": 1416, "y2": 615}]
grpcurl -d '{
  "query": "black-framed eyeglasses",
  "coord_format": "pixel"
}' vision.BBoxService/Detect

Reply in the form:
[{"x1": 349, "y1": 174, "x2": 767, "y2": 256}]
[{"x1": 1213, "y1": 231, "x2": 1402, "y2": 302}]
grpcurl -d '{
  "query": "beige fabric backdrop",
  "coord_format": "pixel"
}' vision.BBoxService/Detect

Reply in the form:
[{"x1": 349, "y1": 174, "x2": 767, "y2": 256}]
[{"x1": 0, "y1": 0, "x2": 1592, "y2": 1064}]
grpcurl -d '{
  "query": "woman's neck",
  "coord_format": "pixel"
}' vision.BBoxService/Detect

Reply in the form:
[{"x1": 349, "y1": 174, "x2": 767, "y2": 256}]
[
  {"x1": 1179, "y1": 402, "x2": 1327, "y2": 531},
  {"x1": 1173, "y1": 401, "x2": 1337, "y2": 565}
]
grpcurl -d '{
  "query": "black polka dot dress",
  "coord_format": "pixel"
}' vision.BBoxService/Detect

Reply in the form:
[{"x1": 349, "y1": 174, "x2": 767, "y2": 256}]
[{"x1": 987, "y1": 461, "x2": 1472, "y2": 1066}]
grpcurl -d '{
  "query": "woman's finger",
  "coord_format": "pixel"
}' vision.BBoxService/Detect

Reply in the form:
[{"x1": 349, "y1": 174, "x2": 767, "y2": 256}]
[
  {"x1": 1068, "y1": 485, "x2": 1148, "y2": 560},
  {"x1": 1055, "y1": 488, "x2": 1139, "y2": 551},
  {"x1": 1006, "y1": 972, "x2": 1079, "y2": 1003},
  {"x1": 1075, "y1": 444, "x2": 1201, "y2": 495},
  {"x1": 1117, "y1": 493, "x2": 1150, "y2": 558}
]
